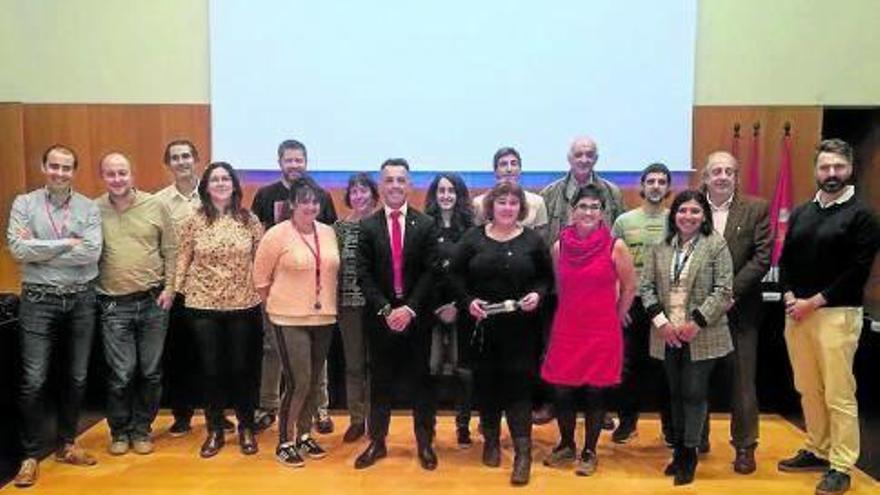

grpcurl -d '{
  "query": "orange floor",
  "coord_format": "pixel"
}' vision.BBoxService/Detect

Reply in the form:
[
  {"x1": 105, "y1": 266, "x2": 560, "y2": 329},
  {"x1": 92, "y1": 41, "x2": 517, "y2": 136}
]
[{"x1": 3, "y1": 413, "x2": 877, "y2": 494}]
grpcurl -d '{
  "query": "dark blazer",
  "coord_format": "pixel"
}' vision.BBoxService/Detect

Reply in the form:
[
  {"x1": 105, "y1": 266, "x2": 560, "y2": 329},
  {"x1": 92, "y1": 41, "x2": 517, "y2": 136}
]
[
  {"x1": 723, "y1": 194, "x2": 771, "y2": 321},
  {"x1": 357, "y1": 205, "x2": 438, "y2": 318}
]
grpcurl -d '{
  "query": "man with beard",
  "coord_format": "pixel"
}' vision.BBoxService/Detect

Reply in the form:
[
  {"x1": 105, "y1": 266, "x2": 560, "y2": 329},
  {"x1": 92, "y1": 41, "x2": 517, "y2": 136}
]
[
  {"x1": 777, "y1": 139, "x2": 879, "y2": 495},
  {"x1": 251, "y1": 139, "x2": 337, "y2": 434},
  {"x1": 609, "y1": 163, "x2": 674, "y2": 445},
  {"x1": 700, "y1": 151, "x2": 771, "y2": 473}
]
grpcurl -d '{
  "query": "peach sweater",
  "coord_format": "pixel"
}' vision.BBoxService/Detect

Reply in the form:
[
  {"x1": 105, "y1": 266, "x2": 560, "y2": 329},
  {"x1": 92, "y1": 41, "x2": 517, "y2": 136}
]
[{"x1": 253, "y1": 221, "x2": 340, "y2": 326}]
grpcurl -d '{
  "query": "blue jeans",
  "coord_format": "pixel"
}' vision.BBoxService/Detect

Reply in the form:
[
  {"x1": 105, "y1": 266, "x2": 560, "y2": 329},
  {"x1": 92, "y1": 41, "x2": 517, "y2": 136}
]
[
  {"x1": 18, "y1": 287, "x2": 97, "y2": 458},
  {"x1": 100, "y1": 291, "x2": 169, "y2": 440}
]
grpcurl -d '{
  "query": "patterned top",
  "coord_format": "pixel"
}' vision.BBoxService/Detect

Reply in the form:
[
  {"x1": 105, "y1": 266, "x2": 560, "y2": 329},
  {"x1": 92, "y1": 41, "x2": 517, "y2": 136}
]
[
  {"x1": 334, "y1": 219, "x2": 365, "y2": 307},
  {"x1": 174, "y1": 211, "x2": 264, "y2": 310}
]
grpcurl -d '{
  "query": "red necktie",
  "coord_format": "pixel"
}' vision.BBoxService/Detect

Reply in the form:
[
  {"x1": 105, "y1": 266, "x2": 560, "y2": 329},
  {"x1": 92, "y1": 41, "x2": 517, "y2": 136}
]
[{"x1": 390, "y1": 210, "x2": 404, "y2": 298}]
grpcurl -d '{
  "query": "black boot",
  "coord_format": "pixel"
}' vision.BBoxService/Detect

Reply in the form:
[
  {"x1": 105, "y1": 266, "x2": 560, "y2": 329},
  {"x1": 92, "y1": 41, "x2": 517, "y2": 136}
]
[
  {"x1": 674, "y1": 447, "x2": 697, "y2": 486},
  {"x1": 510, "y1": 437, "x2": 532, "y2": 486},
  {"x1": 482, "y1": 431, "x2": 501, "y2": 467},
  {"x1": 664, "y1": 444, "x2": 684, "y2": 476}
]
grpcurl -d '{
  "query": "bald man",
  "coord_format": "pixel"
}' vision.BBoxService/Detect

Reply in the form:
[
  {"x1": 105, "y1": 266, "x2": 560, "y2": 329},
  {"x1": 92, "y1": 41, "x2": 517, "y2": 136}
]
[
  {"x1": 541, "y1": 136, "x2": 625, "y2": 244},
  {"x1": 700, "y1": 151, "x2": 770, "y2": 474},
  {"x1": 96, "y1": 152, "x2": 177, "y2": 456}
]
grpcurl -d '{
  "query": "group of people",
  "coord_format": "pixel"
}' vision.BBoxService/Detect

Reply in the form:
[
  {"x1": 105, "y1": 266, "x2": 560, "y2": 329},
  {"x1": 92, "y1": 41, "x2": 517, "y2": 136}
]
[{"x1": 7, "y1": 135, "x2": 877, "y2": 494}]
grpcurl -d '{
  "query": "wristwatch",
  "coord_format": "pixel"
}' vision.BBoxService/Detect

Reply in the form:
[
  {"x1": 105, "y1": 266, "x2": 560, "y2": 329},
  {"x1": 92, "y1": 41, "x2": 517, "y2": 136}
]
[{"x1": 378, "y1": 304, "x2": 392, "y2": 317}]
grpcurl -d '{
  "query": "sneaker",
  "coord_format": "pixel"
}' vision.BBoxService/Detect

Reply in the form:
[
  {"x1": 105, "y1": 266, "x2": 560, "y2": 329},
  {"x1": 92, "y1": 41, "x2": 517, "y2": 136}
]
[
  {"x1": 816, "y1": 469, "x2": 851, "y2": 495},
  {"x1": 108, "y1": 437, "x2": 130, "y2": 456},
  {"x1": 168, "y1": 418, "x2": 192, "y2": 437},
  {"x1": 778, "y1": 449, "x2": 830, "y2": 473},
  {"x1": 55, "y1": 444, "x2": 97, "y2": 466},
  {"x1": 611, "y1": 422, "x2": 639, "y2": 444},
  {"x1": 575, "y1": 449, "x2": 598, "y2": 476},
  {"x1": 602, "y1": 414, "x2": 617, "y2": 431},
  {"x1": 131, "y1": 438, "x2": 154, "y2": 455},
  {"x1": 315, "y1": 416, "x2": 334, "y2": 435},
  {"x1": 254, "y1": 411, "x2": 276, "y2": 432},
  {"x1": 456, "y1": 428, "x2": 473, "y2": 449},
  {"x1": 276, "y1": 442, "x2": 305, "y2": 468},
  {"x1": 543, "y1": 443, "x2": 577, "y2": 467},
  {"x1": 296, "y1": 435, "x2": 327, "y2": 459},
  {"x1": 13, "y1": 458, "x2": 39, "y2": 488}
]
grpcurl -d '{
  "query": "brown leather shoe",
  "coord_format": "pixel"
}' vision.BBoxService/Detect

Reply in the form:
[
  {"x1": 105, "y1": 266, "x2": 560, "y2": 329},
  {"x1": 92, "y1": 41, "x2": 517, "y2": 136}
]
[
  {"x1": 733, "y1": 446, "x2": 757, "y2": 474},
  {"x1": 14, "y1": 458, "x2": 39, "y2": 488},
  {"x1": 55, "y1": 444, "x2": 98, "y2": 466},
  {"x1": 200, "y1": 431, "x2": 225, "y2": 458}
]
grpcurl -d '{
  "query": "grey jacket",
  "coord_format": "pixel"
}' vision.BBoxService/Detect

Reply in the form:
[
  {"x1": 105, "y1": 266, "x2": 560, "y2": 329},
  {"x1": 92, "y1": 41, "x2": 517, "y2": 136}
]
[{"x1": 639, "y1": 231, "x2": 734, "y2": 361}]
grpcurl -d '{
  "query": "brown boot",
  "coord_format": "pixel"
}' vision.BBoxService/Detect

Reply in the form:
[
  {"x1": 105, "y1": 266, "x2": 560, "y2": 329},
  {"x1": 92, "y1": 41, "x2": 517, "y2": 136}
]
[
  {"x1": 13, "y1": 458, "x2": 39, "y2": 488},
  {"x1": 733, "y1": 446, "x2": 757, "y2": 474}
]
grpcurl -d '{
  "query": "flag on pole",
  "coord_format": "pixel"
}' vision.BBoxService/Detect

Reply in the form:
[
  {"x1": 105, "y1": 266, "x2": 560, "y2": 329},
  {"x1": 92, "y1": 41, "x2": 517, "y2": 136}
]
[
  {"x1": 769, "y1": 126, "x2": 793, "y2": 266},
  {"x1": 731, "y1": 123, "x2": 741, "y2": 161},
  {"x1": 745, "y1": 122, "x2": 761, "y2": 195}
]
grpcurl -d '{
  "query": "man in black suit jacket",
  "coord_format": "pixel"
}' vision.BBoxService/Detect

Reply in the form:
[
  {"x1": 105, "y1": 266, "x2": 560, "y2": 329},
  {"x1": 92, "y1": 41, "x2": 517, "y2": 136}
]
[{"x1": 355, "y1": 158, "x2": 439, "y2": 470}]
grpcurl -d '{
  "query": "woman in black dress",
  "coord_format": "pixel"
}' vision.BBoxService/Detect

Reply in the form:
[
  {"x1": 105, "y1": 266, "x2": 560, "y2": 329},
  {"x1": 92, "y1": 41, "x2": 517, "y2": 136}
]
[
  {"x1": 424, "y1": 173, "x2": 475, "y2": 448},
  {"x1": 451, "y1": 181, "x2": 553, "y2": 486}
]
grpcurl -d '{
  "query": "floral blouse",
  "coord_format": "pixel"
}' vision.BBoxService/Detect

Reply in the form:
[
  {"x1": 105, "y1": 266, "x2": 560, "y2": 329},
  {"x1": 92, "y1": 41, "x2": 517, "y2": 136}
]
[{"x1": 174, "y1": 211, "x2": 264, "y2": 310}]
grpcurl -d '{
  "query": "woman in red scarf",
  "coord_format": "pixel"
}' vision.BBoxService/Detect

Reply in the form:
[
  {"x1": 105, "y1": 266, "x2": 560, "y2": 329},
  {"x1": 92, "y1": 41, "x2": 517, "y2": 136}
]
[{"x1": 541, "y1": 184, "x2": 637, "y2": 476}]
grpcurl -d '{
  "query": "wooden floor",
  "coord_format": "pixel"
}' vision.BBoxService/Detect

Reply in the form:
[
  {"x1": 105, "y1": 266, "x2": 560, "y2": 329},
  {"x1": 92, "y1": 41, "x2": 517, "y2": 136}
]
[{"x1": 4, "y1": 413, "x2": 877, "y2": 494}]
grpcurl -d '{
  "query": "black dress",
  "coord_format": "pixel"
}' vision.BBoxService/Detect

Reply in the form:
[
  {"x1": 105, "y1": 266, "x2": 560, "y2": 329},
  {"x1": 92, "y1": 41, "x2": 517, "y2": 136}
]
[{"x1": 451, "y1": 226, "x2": 552, "y2": 438}]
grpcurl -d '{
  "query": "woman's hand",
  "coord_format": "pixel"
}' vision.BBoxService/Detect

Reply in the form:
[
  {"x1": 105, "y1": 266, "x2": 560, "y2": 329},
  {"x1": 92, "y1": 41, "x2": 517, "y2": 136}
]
[
  {"x1": 660, "y1": 323, "x2": 682, "y2": 348},
  {"x1": 677, "y1": 321, "x2": 700, "y2": 342},
  {"x1": 469, "y1": 298, "x2": 488, "y2": 321},
  {"x1": 519, "y1": 292, "x2": 540, "y2": 312}
]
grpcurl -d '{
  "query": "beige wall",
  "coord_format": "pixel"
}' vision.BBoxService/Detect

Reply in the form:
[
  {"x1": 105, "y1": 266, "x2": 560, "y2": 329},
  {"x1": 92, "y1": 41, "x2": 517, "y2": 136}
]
[
  {"x1": 2, "y1": 1, "x2": 878, "y2": 105},
  {"x1": 0, "y1": 0, "x2": 209, "y2": 103}
]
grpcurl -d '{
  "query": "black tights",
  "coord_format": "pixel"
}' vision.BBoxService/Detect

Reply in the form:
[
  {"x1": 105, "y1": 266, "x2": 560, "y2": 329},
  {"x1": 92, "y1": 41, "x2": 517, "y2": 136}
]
[{"x1": 553, "y1": 386, "x2": 607, "y2": 452}]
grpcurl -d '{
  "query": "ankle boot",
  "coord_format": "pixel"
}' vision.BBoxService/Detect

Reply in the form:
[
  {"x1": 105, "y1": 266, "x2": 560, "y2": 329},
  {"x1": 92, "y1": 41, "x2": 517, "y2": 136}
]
[
  {"x1": 482, "y1": 432, "x2": 501, "y2": 467},
  {"x1": 674, "y1": 447, "x2": 697, "y2": 486},
  {"x1": 510, "y1": 437, "x2": 532, "y2": 486},
  {"x1": 200, "y1": 430, "x2": 225, "y2": 458},
  {"x1": 664, "y1": 444, "x2": 684, "y2": 476}
]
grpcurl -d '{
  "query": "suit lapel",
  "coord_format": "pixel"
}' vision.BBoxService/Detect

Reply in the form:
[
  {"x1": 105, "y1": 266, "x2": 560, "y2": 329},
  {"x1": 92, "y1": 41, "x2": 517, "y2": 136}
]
[
  {"x1": 685, "y1": 236, "x2": 710, "y2": 294},
  {"x1": 376, "y1": 209, "x2": 392, "y2": 256},
  {"x1": 723, "y1": 195, "x2": 744, "y2": 244},
  {"x1": 402, "y1": 208, "x2": 419, "y2": 266},
  {"x1": 656, "y1": 243, "x2": 674, "y2": 299}
]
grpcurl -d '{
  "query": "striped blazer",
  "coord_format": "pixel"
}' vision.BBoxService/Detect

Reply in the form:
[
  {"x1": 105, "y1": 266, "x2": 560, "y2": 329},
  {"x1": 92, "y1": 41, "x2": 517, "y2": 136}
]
[{"x1": 639, "y1": 231, "x2": 734, "y2": 361}]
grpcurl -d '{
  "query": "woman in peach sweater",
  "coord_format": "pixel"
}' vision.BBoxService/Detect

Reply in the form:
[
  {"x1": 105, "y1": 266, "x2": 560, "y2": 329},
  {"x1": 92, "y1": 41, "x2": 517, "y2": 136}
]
[{"x1": 253, "y1": 177, "x2": 340, "y2": 468}]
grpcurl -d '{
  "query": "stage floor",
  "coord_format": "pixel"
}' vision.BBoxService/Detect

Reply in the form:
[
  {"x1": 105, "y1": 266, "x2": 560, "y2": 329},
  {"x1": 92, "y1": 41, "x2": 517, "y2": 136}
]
[{"x1": 3, "y1": 413, "x2": 877, "y2": 494}]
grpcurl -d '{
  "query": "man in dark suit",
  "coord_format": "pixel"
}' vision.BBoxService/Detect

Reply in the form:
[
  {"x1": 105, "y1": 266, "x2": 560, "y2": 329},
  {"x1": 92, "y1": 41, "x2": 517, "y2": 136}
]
[
  {"x1": 701, "y1": 151, "x2": 771, "y2": 474},
  {"x1": 355, "y1": 158, "x2": 439, "y2": 470}
]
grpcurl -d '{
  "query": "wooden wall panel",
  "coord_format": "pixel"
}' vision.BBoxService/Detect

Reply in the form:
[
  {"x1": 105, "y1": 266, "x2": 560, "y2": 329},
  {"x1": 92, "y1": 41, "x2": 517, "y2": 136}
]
[
  {"x1": 692, "y1": 106, "x2": 823, "y2": 204},
  {"x1": 0, "y1": 104, "x2": 27, "y2": 293}
]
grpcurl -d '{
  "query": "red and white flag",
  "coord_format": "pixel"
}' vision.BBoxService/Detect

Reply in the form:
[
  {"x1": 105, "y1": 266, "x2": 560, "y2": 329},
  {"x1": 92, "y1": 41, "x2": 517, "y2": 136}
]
[{"x1": 769, "y1": 130, "x2": 793, "y2": 267}]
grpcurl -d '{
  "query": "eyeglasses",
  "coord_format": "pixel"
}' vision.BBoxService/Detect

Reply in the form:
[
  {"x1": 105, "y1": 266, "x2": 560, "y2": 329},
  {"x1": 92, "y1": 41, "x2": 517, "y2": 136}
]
[{"x1": 575, "y1": 203, "x2": 603, "y2": 212}]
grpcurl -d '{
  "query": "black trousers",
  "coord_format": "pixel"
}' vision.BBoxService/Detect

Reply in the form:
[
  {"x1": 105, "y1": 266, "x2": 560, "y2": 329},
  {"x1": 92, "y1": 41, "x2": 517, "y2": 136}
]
[
  {"x1": 189, "y1": 306, "x2": 262, "y2": 433},
  {"x1": 162, "y1": 295, "x2": 198, "y2": 421},
  {"x1": 367, "y1": 316, "x2": 436, "y2": 446},
  {"x1": 554, "y1": 386, "x2": 606, "y2": 452}
]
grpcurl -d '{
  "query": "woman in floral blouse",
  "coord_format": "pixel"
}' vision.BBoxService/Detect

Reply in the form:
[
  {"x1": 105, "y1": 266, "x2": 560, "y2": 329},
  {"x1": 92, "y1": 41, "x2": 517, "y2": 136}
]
[{"x1": 174, "y1": 161, "x2": 264, "y2": 459}]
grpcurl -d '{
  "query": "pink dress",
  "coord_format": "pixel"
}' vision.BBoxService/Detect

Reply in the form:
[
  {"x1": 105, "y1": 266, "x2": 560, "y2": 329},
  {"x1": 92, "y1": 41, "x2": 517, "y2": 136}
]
[{"x1": 541, "y1": 224, "x2": 622, "y2": 387}]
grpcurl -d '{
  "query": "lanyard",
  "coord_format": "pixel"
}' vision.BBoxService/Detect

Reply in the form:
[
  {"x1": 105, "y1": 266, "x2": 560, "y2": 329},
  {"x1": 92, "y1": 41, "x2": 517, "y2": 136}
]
[
  {"x1": 44, "y1": 193, "x2": 71, "y2": 239},
  {"x1": 672, "y1": 238, "x2": 697, "y2": 286},
  {"x1": 294, "y1": 221, "x2": 322, "y2": 310}
]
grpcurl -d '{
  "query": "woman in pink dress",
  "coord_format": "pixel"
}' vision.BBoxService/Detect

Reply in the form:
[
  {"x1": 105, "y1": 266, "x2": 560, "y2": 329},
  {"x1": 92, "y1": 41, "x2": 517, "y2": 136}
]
[{"x1": 541, "y1": 184, "x2": 637, "y2": 476}]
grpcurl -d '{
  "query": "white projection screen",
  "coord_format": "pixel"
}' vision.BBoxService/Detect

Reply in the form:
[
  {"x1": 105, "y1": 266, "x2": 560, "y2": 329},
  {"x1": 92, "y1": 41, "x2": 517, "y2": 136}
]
[{"x1": 210, "y1": 1, "x2": 696, "y2": 172}]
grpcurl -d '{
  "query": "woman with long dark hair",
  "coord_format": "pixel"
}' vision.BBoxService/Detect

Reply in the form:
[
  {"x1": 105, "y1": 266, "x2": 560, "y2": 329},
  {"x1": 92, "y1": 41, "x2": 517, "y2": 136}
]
[
  {"x1": 424, "y1": 173, "x2": 475, "y2": 447},
  {"x1": 639, "y1": 189, "x2": 733, "y2": 485},
  {"x1": 174, "y1": 162, "x2": 264, "y2": 458}
]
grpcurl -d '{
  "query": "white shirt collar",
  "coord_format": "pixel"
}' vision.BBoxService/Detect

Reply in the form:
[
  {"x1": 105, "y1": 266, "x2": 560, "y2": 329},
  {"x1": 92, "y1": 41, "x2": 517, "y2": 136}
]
[
  {"x1": 813, "y1": 185, "x2": 855, "y2": 209},
  {"x1": 706, "y1": 191, "x2": 734, "y2": 211},
  {"x1": 384, "y1": 202, "x2": 408, "y2": 218}
]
